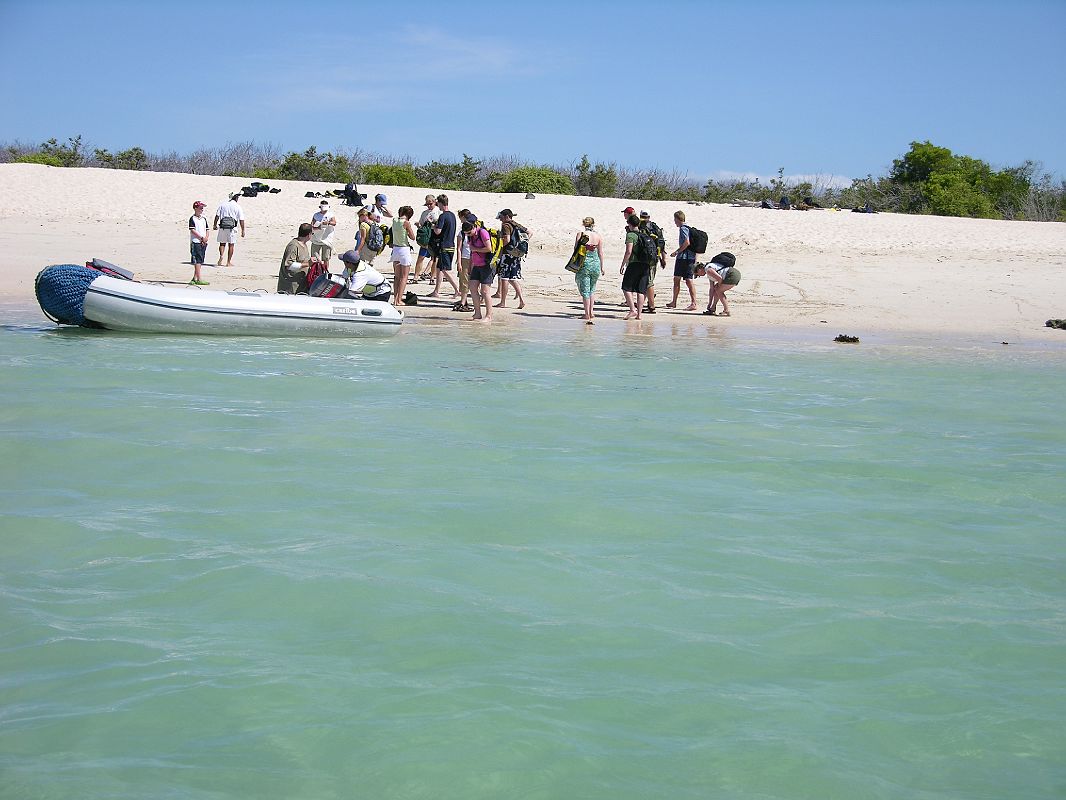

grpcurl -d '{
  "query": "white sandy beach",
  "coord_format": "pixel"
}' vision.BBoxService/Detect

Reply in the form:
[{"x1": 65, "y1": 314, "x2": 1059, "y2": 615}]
[{"x1": 2, "y1": 163, "x2": 1064, "y2": 343}]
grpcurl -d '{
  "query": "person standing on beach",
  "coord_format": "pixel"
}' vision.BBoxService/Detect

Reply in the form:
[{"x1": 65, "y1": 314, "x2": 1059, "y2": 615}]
[
  {"x1": 277, "y1": 223, "x2": 313, "y2": 294},
  {"x1": 428, "y1": 194, "x2": 460, "y2": 299},
  {"x1": 575, "y1": 216, "x2": 605, "y2": 324},
  {"x1": 619, "y1": 213, "x2": 650, "y2": 320},
  {"x1": 371, "y1": 193, "x2": 393, "y2": 220},
  {"x1": 453, "y1": 209, "x2": 476, "y2": 311},
  {"x1": 465, "y1": 220, "x2": 495, "y2": 321},
  {"x1": 354, "y1": 207, "x2": 384, "y2": 270},
  {"x1": 667, "y1": 210, "x2": 698, "y2": 311},
  {"x1": 639, "y1": 210, "x2": 667, "y2": 313},
  {"x1": 414, "y1": 194, "x2": 440, "y2": 282},
  {"x1": 390, "y1": 205, "x2": 418, "y2": 306},
  {"x1": 310, "y1": 200, "x2": 337, "y2": 267},
  {"x1": 495, "y1": 208, "x2": 526, "y2": 310},
  {"x1": 213, "y1": 192, "x2": 245, "y2": 266},
  {"x1": 188, "y1": 201, "x2": 210, "y2": 285}
]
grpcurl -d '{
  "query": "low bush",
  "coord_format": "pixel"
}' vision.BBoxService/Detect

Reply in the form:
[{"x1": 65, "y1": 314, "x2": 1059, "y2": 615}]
[{"x1": 499, "y1": 166, "x2": 575, "y2": 195}]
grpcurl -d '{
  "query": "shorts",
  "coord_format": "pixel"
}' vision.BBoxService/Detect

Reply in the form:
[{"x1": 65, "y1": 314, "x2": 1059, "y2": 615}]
[
  {"x1": 418, "y1": 246, "x2": 433, "y2": 259},
  {"x1": 190, "y1": 241, "x2": 206, "y2": 265},
  {"x1": 216, "y1": 228, "x2": 239, "y2": 244},
  {"x1": 621, "y1": 261, "x2": 650, "y2": 294},
  {"x1": 310, "y1": 242, "x2": 333, "y2": 261},
  {"x1": 721, "y1": 266, "x2": 741, "y2": 285},
  {"x1": 468, "y1": 265, "x2": 494, "y2": 285},
  {"x1": 497, "y1": 254, "x2": 522, "y2": 280},
  {"x1": 390, "y1": 246, "x2": 413, "y2": 267},
  {"x1": 674, "y1": 258, "x2": 695, "y2": 280},
  {"x1": 437, "y1": 248, "x2": 455, "y2": 271}
]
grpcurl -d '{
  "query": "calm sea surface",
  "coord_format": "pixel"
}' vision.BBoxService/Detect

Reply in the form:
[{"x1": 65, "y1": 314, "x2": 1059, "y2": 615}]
[{"x1": 2, "y1": 312, "x2": 1064, "y2": 799}]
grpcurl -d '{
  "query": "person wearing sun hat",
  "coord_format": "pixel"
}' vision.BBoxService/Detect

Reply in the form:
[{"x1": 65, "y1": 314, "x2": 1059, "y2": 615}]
[
  {"x1": 187, "y1": 201, "x2": 210, "y2": 285},
  {"x1": 494, "y1": 208, "x2": 528, "y2": 309},
  {"x1": 310, "y1": 199, "x2": 337, "y2": 267}
]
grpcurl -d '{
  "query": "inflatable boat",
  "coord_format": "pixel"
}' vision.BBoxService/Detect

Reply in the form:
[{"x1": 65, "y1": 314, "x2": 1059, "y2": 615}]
[{"x1": 35, "y1": 262, "x2": 403, "y2": 337}]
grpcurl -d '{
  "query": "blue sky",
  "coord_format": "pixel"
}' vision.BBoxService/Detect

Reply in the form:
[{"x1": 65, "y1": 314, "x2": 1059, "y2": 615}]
[{"x1": 2, "y1": 0, "x2": 1064, "y2": 182}]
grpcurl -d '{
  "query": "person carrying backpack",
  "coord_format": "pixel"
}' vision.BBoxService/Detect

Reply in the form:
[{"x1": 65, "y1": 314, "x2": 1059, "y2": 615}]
[
  {"x1": 619, "y1": 213, "x2": 655, "y2": 320},
  {"x1": 667, "y1": 210, "x2": 699, "y2": 311},
  {"x1": 638, "y1": 210, "x2": 667, "y2": 313},
  {"x1": 495, "y1": 208, "x2": 527, "y2": 310}
]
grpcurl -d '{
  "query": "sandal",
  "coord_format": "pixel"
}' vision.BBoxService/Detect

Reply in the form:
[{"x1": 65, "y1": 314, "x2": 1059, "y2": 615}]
[{"x1": 702, "y1": 310, "x2": 717, "y2": 316}]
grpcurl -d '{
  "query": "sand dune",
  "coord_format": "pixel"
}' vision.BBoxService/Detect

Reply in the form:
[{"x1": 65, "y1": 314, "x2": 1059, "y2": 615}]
[{"x1": 2, "y1": 163, "x2": 1064, "y2": 342}]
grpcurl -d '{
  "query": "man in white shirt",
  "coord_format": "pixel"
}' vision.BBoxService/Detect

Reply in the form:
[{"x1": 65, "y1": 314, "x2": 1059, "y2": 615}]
[
  {"x1": 213, "y1": 192, "x2": 246, "y2": 267},
  {"x1": 310, "y1": 200, "x2": 337, "y2": 266}
]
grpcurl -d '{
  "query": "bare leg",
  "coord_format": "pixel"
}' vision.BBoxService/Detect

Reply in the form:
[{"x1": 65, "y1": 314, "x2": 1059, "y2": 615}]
[
  {"x1": 495, "y1": 280, "x2": 509, "y2": 307},
  {"x1": 226, "y1": 244, "x2": 235, "y2": 266},
  {"x1": 670, "y1": 276, "x2": 681, "y2": 308},
  {"x1": 646, "y1": 282, "x2": 655, "y2": 311},
  {"x1": 217, "y1": 244, "x2": 225, "y2": 266},
  {"x1": 393, "y1": 262, "x2": 407, "y2": 305},
  {"x1": 623, "y1": 290, "x2": 637, "y2": 320},
  {"x1": 510, "y1": 280, "x2": 525, "y2": 309}
]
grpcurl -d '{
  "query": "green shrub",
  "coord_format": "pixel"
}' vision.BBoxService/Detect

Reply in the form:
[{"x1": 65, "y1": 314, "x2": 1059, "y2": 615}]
[
  {"x1": 415, "y1": 155, "x2": 489, "y2": 191},
  {"x1": 94, "y1": 146, "x2": 150, "y2": 171},
  {"x1": 574, "y1": 155, "x2": 618, "y2": 197},
  {"x1": 15, "y1": 151, "x2": 64, "y2": 167},
  {"x1": 256, "y1": 147, "x2": 355, "y2": 183},
  {"x1": 362, "y1": 163, "x2": 423, "y2": 187},
  {"x1": 499, "y1": 166, "x2": 575, "y2": 195}
]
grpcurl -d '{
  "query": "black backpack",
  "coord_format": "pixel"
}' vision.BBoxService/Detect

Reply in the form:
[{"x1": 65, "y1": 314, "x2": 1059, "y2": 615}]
[
  {"x1": 634, "y1": 231, "x2": 659, "y2": 264},
  {"x1": 643, "y1": 220, "x2": 666, "y2": 256},
  {"x1": 710, "y1": 251, "x2": 735, "y2": 269},
  {"x1": 688, "y1": 226, "x2": 709, "y2": 254}
]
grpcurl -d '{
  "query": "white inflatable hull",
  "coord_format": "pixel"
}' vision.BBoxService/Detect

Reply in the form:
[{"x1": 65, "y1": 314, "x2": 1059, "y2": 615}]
[{"x1": 82, "y1": 276, "x2": 402, "y2": 337}]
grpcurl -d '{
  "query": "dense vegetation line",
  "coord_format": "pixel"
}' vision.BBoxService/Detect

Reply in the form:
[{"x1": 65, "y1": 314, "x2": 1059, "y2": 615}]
[{"x1": 4, "y1": 136, "x2": 1063, "y2": 222}]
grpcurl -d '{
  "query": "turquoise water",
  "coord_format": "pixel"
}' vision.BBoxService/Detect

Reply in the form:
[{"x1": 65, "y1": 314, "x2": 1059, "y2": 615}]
[{"x1": 1, "y1": 314, "x2": 1064, "y2": 799}]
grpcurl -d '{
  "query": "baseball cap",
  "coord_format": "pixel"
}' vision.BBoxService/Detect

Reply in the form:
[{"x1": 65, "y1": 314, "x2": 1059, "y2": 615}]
[
  {"x1": 319, "y1": 200, "x2": 329, "y2": 207},
  {"x1": 229, "y1": 191, "x2": 241, "y2": 200},
  {"x1": 192, "y1": 200, "x2": 205, "y2": 208},
  {"x1": 376, "y1": 193, "x2": 387, "y2": 203},
  {"x1": 639, "y1": 210, "x2": 650, "y2": 218},
  {"x1": 622, "y1": 206, "x2": 635, "y2": 215}
]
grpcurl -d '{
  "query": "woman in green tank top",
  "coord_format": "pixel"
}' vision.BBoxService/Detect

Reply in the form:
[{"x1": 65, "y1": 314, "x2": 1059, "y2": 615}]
[{"x1": 391, "y1": 206, "x2": 418, "y2": 305}]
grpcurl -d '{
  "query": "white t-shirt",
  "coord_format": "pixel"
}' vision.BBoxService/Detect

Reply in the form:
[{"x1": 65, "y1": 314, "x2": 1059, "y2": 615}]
[
  {"x1": 348, "y1": 263, "x2": 389, "y2": 297},
  {"x1": 215, "y1": 200, "x2": 245, "y2": 225},
  {"x1": 189, "y1": 214, "x2": 208, "y2": 242},
  {"x1": 312, "y1": 210, "x2": 337, "y2": 245}
]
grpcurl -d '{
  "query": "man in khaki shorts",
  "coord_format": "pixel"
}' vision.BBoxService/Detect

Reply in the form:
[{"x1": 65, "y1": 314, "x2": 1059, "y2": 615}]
[
  {"x1": 310, "y1": 200, "x2": 337, "y2": 266},
  {"x1": 213, "y1": 192, "x2": 246, "y2": 266}
]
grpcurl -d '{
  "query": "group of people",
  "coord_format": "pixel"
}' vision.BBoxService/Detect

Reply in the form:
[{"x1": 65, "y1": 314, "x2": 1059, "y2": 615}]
[
  {"x1": 570, "y1": 207, "x2": 740, "y2": 324},
  {"x1": 273, "y1": 192, "x2": 532, "y2": 322},
  {"x1": 188, "y1": 190, "x2": 741, "y2": 323}
]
